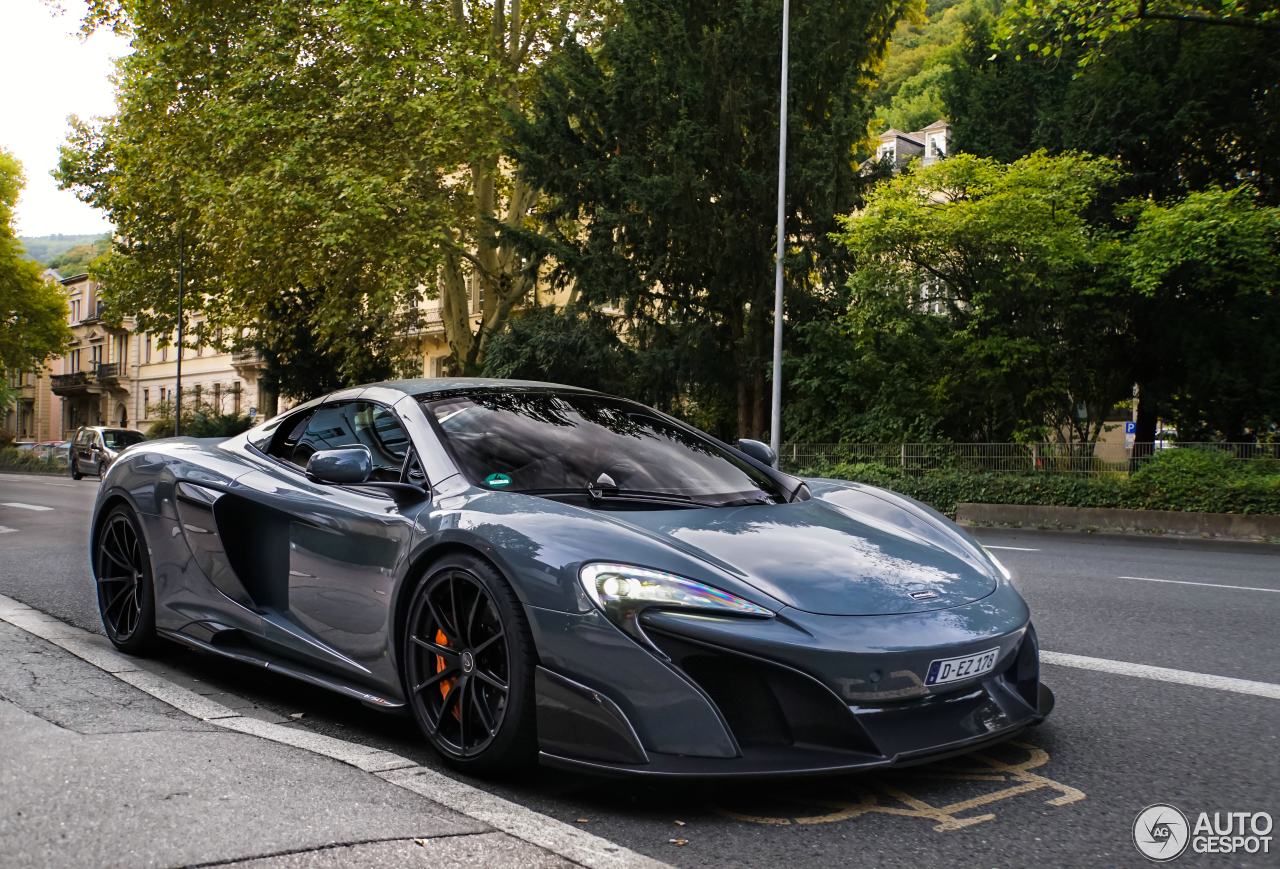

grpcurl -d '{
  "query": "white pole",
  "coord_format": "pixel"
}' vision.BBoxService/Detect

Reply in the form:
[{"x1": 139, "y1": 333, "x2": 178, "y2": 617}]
[{"x1": 769, "y1": 0, "x2": 790, "y2": 454}]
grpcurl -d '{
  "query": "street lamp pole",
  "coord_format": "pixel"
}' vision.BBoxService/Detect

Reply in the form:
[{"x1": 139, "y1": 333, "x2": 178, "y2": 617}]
[
  {"x1": 174, "y1": 226, "x2": 185, "y2": 437},
  {"x1": 769, "y1": 0, "x2": 790, "y2": 454}
]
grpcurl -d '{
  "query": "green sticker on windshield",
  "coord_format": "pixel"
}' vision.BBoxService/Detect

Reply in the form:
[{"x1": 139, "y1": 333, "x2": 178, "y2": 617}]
[{"x1": 484, "y1": 472, "x2": 512, "y2": 489}]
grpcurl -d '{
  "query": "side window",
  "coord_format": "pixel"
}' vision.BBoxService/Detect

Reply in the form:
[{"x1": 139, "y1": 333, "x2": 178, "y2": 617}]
[
  {"x1": 289, "y1": 401, "x2": 410, "y2": 482},
  {"x1": 262, "y1": 409, "x2": 316, "y2": 464}
]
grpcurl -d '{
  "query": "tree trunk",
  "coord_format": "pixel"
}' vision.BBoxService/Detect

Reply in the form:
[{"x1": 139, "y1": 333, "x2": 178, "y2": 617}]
[{"x1": 1132, "y1": 383, "x2": 1159, "y2": 470}]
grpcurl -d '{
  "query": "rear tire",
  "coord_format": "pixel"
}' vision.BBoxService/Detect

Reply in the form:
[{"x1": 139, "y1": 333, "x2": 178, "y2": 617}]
[
  {"x1": 402, "y1": 553, "x2": 536, "y2": 776},
  {"x1": 93, "y1": 503, "x2": 158, "y2": 655}
]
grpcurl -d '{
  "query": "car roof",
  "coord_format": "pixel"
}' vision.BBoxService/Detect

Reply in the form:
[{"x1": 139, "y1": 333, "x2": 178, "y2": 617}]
[
  {"x1": 82, "y1": 426, "x2": 143, "y2": 434},
  {"x1": 367, "y1": 377, "x2": 601, "y2": 398}
]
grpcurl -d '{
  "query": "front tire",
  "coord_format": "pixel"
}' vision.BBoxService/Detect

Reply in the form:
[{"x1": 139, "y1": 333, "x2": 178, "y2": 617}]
[
  {"x1": 94, "y1": 504, "x2": 158, "y2": 655},
  {"x1": 402, "y1": 553, "x2": 536, "y2": 775}
]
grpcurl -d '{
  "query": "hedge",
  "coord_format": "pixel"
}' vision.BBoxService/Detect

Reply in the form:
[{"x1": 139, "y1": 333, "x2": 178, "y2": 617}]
[
  {"x1": 801, "y1": 448, "x2": 1280, "y2": 517},
  {"x1": 0, "y1": 448, "x2": 67, "y2": 476}
]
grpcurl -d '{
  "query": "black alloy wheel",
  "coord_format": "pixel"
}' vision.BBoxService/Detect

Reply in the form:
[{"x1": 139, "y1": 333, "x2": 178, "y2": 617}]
[
  {"x1": 95, "y1": 504, "x2": 157, "y2": 653},
  {"x1": 403, "y1": 554, "x2": 535, "y2": 772}
]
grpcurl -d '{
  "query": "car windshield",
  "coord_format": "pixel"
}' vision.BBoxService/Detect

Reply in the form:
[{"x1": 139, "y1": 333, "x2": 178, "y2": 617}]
[
  {"x1": 422, "y1": 391, "x2": 782, "y2": 505},
  {"x1": 102, "y1": 430, "x2": 144, "y2": 449}
]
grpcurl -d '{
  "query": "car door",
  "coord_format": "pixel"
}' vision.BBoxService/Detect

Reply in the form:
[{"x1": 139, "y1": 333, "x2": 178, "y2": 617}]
[
  {"x1": 228, "y1": 399, "x2": 428, "y2": 693},
  {"x1": 73, "y1": 430, "x2": 90, "y2": 473}
]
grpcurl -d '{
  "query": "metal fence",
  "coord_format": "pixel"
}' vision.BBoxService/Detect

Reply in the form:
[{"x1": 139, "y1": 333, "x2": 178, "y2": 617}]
[{"x1": 779, "y1": 442, "x2": 1280, "y2": 476}]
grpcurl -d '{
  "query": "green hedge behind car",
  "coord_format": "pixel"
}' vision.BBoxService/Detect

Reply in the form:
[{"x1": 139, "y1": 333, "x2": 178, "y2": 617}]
[
  {"x1": 801, "y1": 449, "x2": 1280, "y2": 517},
  {"x1": 0, "y1": 448, "x2": 66, "y2": 476}
]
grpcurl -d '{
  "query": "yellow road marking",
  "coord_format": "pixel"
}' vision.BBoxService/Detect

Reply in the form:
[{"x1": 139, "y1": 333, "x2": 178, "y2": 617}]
[{"x1": 715, "y1": 742, "x2": 1085, "y2": 831}]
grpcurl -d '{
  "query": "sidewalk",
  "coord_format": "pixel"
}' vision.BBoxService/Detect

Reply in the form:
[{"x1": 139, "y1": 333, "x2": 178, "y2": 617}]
[{"x1": 0, "y1": 616, "x2": 570, "y2": 868}]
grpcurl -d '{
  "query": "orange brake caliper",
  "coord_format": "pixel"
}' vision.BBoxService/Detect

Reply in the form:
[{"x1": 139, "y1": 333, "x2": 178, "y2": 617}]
[{"x1": 435, "y1": 629, "x2": 461, "y2": 720}]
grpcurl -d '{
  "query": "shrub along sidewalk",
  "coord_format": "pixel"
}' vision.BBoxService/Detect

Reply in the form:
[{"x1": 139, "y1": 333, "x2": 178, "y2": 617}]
[
  {"x1": 0, "y1": 449, "x2": 66, "y2": 476},
  {"x1": 800, "y1": 449, "x2": 1280, "y2": 518}
]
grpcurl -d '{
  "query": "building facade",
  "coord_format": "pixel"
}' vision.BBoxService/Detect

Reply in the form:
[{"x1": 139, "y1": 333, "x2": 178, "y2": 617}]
[
  {"x1": 871, "y1": 119, "x2": 951, "y2": 172},
  {"x1": 38, "y1": 273, "x2": 266, "y2": 438}
]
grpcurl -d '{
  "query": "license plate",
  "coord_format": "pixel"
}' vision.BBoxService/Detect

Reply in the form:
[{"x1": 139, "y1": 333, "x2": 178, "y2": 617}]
[{"x1": 925, "y1": 648, "x2": 1000, "y2": 686}]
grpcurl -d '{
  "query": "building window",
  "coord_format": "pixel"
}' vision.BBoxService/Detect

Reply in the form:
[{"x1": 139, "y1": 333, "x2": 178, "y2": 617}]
[
  {"x1": 143, "y1": 388, "x2": 150, "y2": 410},
  {"x1": 212, "y1": 382, "x2": 222, "y2": 411},
  {"x1": 232, "y1": 382, "x2": 242, "y2": 415},
  {"x1": 90, "y1": 344, "x2": 103, "y2": 370},
  {"x1": 69, "y1": 349, "x2": 81, "y2": 372},
  {"x1": 144, "y1": 334, "x2": 152, "y2": 363}
]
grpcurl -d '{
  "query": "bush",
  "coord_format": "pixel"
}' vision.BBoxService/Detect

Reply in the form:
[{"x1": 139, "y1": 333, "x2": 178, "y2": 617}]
[
  {"x1": 0, "y1": 448, "x2": 65, "y2": 475},
  {"x1": 146, "y1": 403, "x2": 254, "y2": 439},
  {"x1": 802, "y1": 449, "x2": 1280, "y2": 517}
]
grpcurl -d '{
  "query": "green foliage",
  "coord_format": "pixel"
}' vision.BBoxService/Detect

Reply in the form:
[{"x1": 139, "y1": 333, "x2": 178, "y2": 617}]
[
  {"x1": 998, "y1": 0, "x2": 1280, "y2": 67},
  {"x1": 946, "y1": 8, "x2": 1280, "y2": 202},
  {"x1": 0, "y1": 150, "x2": 73, "y2": 380},
  {"x1": 144, "y1": 401, "x2": 254, "y2": 440},
  {"x1": 0, "y1": 447, "x2": 65, "y2": 475},
  {"x1": 808, "y1": 151, "x2": 1132, "y2": 443},
  {"x1": 59, "y1": 1, "x2": 607, "y2": 394},
  {"x1": 1123, "y1": 187, "x2": 1280, "y2": 440},
  {"x1": 16, "y1": 233, "x2": 108, "y2": 265},
  {"x1": 870, "y1": 0, "x2": 986, "y2": 135},
  {"x1": 512, "y1": 0, "x2": 906, "y2": 438},
  {"x1": 804, "y1": 449, "x2": 1280, "y2": 517},
  {"x1": 481, "y1": 306, "x2": 639, "y2": 397},
  {"x1": 45, "y1": 238, "x2": 110, "y2": 277}
]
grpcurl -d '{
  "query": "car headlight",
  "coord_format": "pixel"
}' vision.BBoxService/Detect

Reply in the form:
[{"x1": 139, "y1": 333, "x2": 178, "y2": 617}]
[{"x1": 579, "y1": 563, "x2": 772, "y2": 646}]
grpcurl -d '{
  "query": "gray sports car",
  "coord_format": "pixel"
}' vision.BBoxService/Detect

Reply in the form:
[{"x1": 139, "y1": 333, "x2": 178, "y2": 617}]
[{"x1": 90, "y1": 378, "x2": 1053, "y2": 777}]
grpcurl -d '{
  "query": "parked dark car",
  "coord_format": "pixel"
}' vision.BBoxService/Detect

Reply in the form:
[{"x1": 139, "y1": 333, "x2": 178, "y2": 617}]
[
  {"x1": 89, "y1": 379, "x2": 1052, "y2": 777},
  {"x1": 70, "y1": 426, "x2": 146, "y2": 479}
]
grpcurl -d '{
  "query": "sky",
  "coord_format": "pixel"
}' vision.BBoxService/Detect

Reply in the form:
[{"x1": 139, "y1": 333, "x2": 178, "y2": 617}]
[{"x1": 1, "y1": 0, "x2": 129, "y2": 237}]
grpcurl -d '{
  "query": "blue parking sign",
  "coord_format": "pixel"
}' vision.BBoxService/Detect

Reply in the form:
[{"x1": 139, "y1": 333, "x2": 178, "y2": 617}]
[{"x1": 1124, "y1": 422, "x2": 1136, "y2": 435}]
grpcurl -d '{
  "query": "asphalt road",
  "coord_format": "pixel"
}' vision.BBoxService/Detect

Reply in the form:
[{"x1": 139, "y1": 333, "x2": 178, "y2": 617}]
[{"x1": 2, "y1": 472, "x2": 1277, "y2": 867}]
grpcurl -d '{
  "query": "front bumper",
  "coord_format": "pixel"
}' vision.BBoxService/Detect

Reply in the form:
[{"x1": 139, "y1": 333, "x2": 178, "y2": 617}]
[{"x1": 527, "y1": 585, "x2": 1054, "y2": 778}]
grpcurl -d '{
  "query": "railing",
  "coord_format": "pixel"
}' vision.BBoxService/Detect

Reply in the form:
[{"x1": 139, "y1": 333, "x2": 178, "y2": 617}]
[
  {"x1": 779, "y1": 442, "x2": 1280, "y2": 476},
  {"x1": 50, "y1": 371, "x2": 90, "y2": 391},
  {"x1": 93, "y1": 362, "x2": 120, "y2": 382}
]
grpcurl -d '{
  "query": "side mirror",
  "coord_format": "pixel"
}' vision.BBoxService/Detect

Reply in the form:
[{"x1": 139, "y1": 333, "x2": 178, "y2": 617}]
[
  {"x1": 306, "y1": 447, "x2": 373, "y2": 485},
  {"x1": 736, "y1": 438, "x2": 778, "y2": 469}
]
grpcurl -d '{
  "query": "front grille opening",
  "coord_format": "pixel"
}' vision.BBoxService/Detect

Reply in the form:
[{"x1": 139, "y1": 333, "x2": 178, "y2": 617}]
[
  {"x1": 652, "y1": 632, "x2": 877, "y2": 755},
  {"x1": 1002, "y1": 625, "x2": 1041, "y2": 708}
]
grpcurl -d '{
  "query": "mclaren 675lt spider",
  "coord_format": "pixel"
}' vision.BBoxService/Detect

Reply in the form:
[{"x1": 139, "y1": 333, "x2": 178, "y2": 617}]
[{"x1": 90, "y1": 379, "x2": 1053, "y2": 777}]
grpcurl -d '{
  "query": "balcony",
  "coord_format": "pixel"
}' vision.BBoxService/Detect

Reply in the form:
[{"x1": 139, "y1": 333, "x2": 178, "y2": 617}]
[
  {"x1": 94, "y1": 362, "x2": 121, "y2": 384},
  {"x1": 50, "y1": 371, "x2": 90, "y2": 395},
  {"x1": 232, "y1": 348, "x2": 266, "y2": 375}
]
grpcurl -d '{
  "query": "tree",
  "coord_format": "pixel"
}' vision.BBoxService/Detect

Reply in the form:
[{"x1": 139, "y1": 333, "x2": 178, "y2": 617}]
[
  {"x1": 58, "y1": 1, "x2": 606, "y2": 403},
  {"x1": 512, "y1": 0, "x2": 904, "y2": 439},
  {"x1": 819, "y1": 152, "x2": 1132, "y2": 443},
  {"x1": 0, "y1": 149, "x2": 72, "y2": 401},
  {"x1": 947, "y1": 10, "x2": 1280, "y2": 204},
  {"x1": 1125, "y1": 187, "x2": 1280, "y2": 441},
  {"x1": 1000, "y1": 0, "x2": 1280, "y2": 66}
]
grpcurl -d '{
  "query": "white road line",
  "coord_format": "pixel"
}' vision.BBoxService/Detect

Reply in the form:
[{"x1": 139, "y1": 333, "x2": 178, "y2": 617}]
[
  {"x1": 0, "y1": 502, "x2": 54, "y2": 512},
  {"x1": 1042, "y1": 651, "x2": 1280, "y2": 700},
  {"x1": 984, "y1": 545, "x2": 1040, "y2": 552},
  {"x1": 0, "y1": 591, "x2": 667, "y2": 869},
  {"x1": 0, "y1": 526, "x2": 15, "y2": 534},
  {"x1": 1117, "y1": 575, "x2": 1280, "y2": 594}
]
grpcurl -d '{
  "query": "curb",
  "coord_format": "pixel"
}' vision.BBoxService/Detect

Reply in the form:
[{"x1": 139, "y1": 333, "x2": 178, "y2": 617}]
[
  {"x1": 0, "y1": 592, "x2": 668, "y2": 869},
  {"x1": 958, "y1": 503, "x2": 1280, "y2": 544}
]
